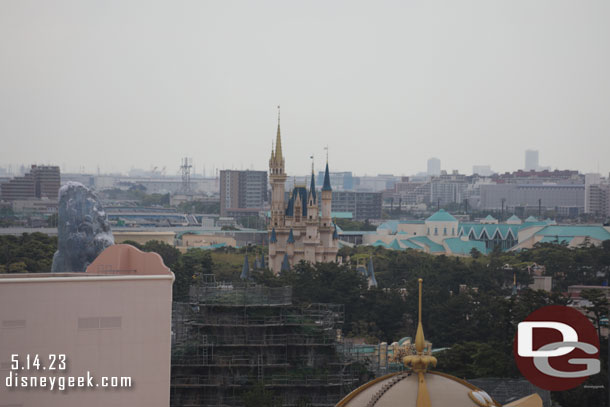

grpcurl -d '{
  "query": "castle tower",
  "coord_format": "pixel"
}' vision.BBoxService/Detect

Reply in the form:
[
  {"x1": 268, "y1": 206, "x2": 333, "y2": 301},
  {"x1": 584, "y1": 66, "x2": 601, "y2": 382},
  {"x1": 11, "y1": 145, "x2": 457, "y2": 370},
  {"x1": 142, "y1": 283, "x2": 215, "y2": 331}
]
[
  {"x1": 269, "y1": 107, "x2": 286, "y2": 229},
  {"x1": 307, "y1": 168, "x2": 318, "y2": 222},
  {"x1": 321, "y1": 162, "x2": 332, "y2": 227}
]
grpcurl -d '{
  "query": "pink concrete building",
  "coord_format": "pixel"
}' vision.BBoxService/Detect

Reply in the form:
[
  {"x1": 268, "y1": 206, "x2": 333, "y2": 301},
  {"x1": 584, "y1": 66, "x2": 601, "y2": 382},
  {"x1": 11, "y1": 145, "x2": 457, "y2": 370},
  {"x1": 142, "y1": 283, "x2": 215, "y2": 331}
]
[{"x1": 0, "y1": 244, "x2": 174, "y2": 407}]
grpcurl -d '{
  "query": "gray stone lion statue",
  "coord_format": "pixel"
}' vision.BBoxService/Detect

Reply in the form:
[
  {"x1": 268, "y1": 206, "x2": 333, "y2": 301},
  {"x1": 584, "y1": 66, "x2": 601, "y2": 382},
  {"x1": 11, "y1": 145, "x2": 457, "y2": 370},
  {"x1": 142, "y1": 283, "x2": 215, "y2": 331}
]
[{"x1": 51, "y1": 182, "x2": 114, "y2": 273}]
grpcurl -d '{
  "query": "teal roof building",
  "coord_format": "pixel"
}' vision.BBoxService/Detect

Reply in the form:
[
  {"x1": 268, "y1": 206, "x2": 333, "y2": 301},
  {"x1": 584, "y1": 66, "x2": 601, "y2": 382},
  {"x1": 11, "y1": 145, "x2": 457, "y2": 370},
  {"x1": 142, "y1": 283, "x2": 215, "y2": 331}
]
[{"x1": 357, "y1": 209, "x2": 609, "y2": 256}]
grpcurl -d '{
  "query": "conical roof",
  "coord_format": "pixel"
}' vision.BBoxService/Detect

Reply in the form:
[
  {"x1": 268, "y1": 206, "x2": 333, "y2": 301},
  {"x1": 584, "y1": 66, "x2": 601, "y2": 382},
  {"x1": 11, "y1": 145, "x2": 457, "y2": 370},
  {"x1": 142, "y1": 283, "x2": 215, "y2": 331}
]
[
  {"x1": 240, "y1": 254, "x2": 249, "y2": 280},
  {"x1": 426, "y1": 209, "x2": 457, "y2": 222},
  {"x1": 322, "y1": 162, "x2": 332, "y2": 191},
  {"x1": 280, "y1": 254, "x2": 290, "y2": 272},
  {"x1": 287, "y1": 228, "x2": 295, "y2": 244}
]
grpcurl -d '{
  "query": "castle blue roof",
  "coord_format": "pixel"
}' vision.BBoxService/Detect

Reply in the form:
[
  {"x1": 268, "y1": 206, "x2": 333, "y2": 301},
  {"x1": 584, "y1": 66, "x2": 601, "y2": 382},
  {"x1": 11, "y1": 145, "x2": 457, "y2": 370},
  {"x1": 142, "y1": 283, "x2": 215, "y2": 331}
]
[
  {"x1": 270, "y1": 228, "x2": 277, "y2": 243},
  {"x1": 287, "y1": 228, "x2": 295, "y2": 244},
  {"x1": 280, "y1": 254, "x2": 291, "y2": 272},
  {"x1": 309, "y1": 171, "x2": 317, "y2": 202},
  {"x1": 426, "y1": 209, "x2": 457, "y2": 222},
  {"x1": 285, "y1": 187, "x2": 308, "y2": 217},
  {"x1": 322, "y1": 162, "x2": 332, "y2": 191},
  {"x1": 285, "y1": 198, "x2": 294, "y2": 217}
]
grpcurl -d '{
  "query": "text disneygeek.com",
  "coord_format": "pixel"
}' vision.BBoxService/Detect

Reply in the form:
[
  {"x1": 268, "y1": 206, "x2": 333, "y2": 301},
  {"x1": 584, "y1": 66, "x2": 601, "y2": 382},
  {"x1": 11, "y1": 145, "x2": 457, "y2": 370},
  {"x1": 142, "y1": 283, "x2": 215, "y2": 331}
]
[{"x1": 3, "y1": 354, "x2": 132, "y2": 391}]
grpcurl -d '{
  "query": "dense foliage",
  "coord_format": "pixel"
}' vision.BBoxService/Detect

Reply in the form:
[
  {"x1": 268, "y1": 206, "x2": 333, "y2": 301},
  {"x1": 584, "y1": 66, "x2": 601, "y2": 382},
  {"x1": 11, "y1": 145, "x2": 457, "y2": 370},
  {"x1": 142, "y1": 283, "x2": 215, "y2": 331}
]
[
  {"x1": 0, "y1": 233, "x2": 57, "y2": 273},
  {"x1": 334, "y1": 218, "x2": 377, "y2": 231},
  {"x1": 3, "y1": 233, "x2": 610, "y2": 405}
]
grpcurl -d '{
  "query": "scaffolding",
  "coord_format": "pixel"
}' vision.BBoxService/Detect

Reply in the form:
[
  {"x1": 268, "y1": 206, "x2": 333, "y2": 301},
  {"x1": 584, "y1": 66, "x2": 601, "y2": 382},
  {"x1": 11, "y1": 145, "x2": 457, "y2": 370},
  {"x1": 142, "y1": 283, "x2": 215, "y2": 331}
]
[{"x1": 170, "y1": 276, "x2": 365, "y2": 407}]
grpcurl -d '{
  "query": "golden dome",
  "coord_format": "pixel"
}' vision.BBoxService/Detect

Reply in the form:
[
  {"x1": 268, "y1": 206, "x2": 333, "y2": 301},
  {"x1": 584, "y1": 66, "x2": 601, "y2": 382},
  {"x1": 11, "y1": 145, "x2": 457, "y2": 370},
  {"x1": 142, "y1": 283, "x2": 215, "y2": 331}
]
[{"x1": 336, "y1": 279, "x2": 542, "y2": 407}]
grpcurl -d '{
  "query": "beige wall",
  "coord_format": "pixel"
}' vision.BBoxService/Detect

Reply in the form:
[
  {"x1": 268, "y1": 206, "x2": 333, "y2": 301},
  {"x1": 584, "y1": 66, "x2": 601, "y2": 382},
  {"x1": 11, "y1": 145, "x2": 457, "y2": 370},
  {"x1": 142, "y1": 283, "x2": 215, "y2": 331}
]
[
  {"x1": 0, "y1": 245, "x2": 174, "y2": 407},
  {"x1": 113, "y1": 231, "x2": 176, "y2": 246},
  {"x1": 180, "y1": 233, "x2": 236, "y2": 248}
]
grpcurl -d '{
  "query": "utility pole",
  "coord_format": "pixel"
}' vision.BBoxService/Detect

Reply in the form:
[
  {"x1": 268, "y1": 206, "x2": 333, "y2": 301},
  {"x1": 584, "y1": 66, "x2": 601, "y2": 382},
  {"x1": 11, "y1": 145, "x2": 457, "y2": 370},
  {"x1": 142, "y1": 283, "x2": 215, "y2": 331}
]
[{"x1": 538, "y1": 199, "x2": 542, "y2": 218}]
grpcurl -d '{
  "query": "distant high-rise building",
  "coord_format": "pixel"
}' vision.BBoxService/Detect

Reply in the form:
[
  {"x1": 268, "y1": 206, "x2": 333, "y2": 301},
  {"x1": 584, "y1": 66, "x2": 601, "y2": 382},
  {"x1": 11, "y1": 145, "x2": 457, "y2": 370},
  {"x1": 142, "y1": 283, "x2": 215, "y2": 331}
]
[
  {"x1": 317, "y1": 171, "x2": 353, "y2": 190},
  {"x1": 472, "y1": 165, "x2": 493, "y2": 176},
  {"x1": 525, "y1": 150, "x2": 539, "y2": 171},
  {"x1": 585, "y1": 174, "x2": 610, "y2": 217},
  {"x1": 429, "y1": 171, "x2": 469, "y2": 206},
  {"x1": 0, "y1": 165, "x2": 60, "y2": 201},
  {"x1": 331, "y1": 191, "x2": 382, "y2": 220},
  {"x1": 427, "y1": 157, "x2": 441, "y2": 176},
  {"x1": 586, "y1": 184, "x2": 610, "y2": 217},
  {"x1": 219, "y1": 170, "x2": 267, "y2": 217}
]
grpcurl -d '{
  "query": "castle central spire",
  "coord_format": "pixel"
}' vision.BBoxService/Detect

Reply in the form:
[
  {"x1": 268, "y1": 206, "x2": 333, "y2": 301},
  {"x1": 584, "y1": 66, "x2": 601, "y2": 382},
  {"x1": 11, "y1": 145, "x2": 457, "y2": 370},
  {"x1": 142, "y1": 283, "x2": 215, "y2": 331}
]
[{"x1": 275, "y1": 105, "x2": 283, "y2": 161}]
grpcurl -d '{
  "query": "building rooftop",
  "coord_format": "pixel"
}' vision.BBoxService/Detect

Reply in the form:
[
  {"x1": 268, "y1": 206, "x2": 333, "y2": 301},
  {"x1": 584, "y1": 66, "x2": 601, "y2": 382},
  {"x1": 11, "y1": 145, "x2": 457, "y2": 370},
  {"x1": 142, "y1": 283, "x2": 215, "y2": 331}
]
[
  {"x1": 426, "y1": 209, "x2": 457, "y2": 222},
  {"x1": 535, "y1": 225, "x2": 610, "y2": 242}
]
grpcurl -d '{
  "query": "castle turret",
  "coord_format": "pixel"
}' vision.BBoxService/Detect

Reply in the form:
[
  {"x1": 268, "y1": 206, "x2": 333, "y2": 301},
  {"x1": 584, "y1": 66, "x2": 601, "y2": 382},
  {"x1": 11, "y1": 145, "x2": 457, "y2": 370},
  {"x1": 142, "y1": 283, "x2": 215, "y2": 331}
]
[
  {"x1": 307, "y1": 168, "x2": 318, "y2": 221},
  {"x1": 321, "y1": 162, "x2": 332, "y2": 227}
]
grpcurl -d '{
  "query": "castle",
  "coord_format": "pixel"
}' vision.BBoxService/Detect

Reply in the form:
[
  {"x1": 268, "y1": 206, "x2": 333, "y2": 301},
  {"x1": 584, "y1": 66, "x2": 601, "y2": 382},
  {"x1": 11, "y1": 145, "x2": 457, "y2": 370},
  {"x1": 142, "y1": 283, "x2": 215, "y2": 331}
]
[{"x1": 268, "y1": 112, "x2": 338, "y2": 273}]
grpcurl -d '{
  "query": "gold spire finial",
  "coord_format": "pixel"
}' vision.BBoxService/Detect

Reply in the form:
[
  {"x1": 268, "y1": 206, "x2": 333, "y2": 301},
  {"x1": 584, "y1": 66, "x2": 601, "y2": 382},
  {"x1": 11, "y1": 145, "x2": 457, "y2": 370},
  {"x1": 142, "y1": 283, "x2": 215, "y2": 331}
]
[{"x1": 402, "y1": 278, "x2": 437, "y2": 407}]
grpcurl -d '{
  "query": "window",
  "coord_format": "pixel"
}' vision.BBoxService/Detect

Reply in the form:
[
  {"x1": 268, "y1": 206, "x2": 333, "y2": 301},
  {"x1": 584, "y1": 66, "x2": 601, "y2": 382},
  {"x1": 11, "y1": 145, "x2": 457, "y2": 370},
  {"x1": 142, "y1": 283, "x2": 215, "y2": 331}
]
[
  {"x1": 443, "y1": 227, "x2": 447, "y2": 236},
  {"x1": 2, "y1": 320, "x2": 25, "y2": 329},
  {"x1": 434, "y1": 227, "x2": 438, "y2": 235}
]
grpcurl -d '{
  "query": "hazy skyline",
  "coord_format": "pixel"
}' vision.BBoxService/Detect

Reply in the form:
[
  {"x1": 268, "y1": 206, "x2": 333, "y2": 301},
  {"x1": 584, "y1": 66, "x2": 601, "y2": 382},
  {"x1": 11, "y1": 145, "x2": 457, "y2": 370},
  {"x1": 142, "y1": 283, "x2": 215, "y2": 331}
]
[{"x1": 1, "y1": 1, "x2": 609, "y2": 177}]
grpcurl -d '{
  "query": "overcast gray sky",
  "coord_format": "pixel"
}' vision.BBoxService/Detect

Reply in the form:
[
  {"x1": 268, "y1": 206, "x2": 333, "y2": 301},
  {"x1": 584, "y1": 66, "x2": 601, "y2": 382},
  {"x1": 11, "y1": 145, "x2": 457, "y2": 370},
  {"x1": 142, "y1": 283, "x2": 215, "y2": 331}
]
[{"x1": 1, "y1": 0, "x2": 609, "y2": 177}]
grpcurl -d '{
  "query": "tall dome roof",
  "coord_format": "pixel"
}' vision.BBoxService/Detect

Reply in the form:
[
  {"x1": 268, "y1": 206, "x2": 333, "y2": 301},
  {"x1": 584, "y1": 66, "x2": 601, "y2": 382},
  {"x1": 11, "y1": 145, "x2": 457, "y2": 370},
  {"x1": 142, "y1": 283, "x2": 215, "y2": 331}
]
[
  {"x1": 337, "y1": 371, "x2": 501, "y2": 407},
  {"x1": 336, "y1": 279, "x2": 542, "y2": 407}
]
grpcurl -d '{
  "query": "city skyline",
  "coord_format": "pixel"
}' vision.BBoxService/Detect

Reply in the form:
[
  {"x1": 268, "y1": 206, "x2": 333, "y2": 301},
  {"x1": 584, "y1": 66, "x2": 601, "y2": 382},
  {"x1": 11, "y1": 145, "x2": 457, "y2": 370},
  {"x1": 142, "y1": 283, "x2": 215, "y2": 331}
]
[
  {"x1": 0, "y1": 147, "x2": 603, "y2": 179},
  {"x1": 1, "y1": 1, "x2": 609, "y2": 176}
]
